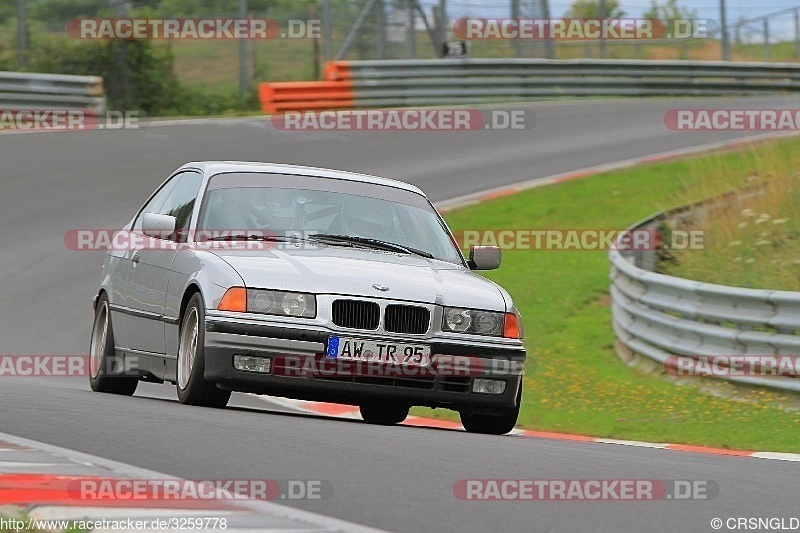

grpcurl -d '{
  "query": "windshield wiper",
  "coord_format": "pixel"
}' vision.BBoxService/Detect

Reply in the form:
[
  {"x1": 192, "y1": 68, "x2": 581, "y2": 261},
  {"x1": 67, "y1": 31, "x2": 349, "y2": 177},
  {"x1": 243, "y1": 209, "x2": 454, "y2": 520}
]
[
  {"x1": 204, "y1": 233, "x2": 294, "y2": 242},
  {"x1": 203, "y1": 233, "x2": 356, "y2": 248},
  {"x1": 309, "y1": 234, "x2": 434, "y2": 259}
]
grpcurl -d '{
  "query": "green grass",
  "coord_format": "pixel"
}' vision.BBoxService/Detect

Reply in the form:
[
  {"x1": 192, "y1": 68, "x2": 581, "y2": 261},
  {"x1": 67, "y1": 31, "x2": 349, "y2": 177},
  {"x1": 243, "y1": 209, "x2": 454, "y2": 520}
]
[
  {"x1": 413, "y1": 135, "x2": 800, "y2": 452},
  {"x1": 164, "y1": 38, "x2": 318, "y2": 90},
  {"x1": 664, "y1": 142, "x2": 800, "y2": 291}
]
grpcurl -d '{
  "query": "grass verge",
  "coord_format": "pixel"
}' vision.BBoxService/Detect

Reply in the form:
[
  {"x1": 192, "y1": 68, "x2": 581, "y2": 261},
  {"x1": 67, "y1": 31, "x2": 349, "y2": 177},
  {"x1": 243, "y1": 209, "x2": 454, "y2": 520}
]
[
  {"x1": 664, "y1": 144, "x2": 800, "y2": 290},
  {"x1": 413, "y1": 135, "x2": 800, "y2": 452}
]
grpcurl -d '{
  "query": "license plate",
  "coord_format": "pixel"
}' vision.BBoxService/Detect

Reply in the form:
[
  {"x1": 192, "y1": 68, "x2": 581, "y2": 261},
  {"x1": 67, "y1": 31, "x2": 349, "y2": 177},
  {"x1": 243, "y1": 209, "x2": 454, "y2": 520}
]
[{"x1": 327, "y1": 336, "x2": 431, "y2": 367}]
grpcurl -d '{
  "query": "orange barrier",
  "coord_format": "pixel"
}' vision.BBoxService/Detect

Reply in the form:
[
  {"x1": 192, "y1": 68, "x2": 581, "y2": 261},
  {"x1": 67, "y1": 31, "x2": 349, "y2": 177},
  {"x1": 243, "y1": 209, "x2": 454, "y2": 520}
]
[
  {"x1": 323, "y1": 61, "x2": 351, "y2": 82},
  {"x1": 258, "y1": 80, "x2": 354, "y2": 114}
]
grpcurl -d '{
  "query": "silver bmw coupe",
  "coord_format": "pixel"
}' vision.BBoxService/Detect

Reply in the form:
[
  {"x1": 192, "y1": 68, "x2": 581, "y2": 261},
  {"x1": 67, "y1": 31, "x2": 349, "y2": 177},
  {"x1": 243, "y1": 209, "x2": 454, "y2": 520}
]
[{"x1": 89, "y1": 162, "x2": 526, "y2": 434}]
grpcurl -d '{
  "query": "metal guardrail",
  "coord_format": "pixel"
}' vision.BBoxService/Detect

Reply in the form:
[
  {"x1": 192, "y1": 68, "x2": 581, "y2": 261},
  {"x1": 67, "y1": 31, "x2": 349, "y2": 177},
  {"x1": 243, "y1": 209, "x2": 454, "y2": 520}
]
[
  {"x1": 0, "y1": 71, "x2": 105, "y2": 112},
  {"x1": 610, "y1": 204, "x2": 800, "y2": 393},
  {"x1": 259, "y1": 58, "x2": 800, "y2": 113}
]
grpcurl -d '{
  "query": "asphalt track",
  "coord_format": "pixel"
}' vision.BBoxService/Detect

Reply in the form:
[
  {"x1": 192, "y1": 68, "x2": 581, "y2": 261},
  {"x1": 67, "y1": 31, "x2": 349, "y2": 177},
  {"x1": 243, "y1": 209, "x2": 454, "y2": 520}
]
[{"x1": 1, "y1": 97, "x2": 799, "y2": 532}]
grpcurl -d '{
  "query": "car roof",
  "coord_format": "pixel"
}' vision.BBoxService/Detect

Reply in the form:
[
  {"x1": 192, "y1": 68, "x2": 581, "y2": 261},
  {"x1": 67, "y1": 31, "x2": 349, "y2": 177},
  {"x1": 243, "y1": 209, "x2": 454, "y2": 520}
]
[{"x1": 179, "y1": 161, "x2": 426, "y2": 197}]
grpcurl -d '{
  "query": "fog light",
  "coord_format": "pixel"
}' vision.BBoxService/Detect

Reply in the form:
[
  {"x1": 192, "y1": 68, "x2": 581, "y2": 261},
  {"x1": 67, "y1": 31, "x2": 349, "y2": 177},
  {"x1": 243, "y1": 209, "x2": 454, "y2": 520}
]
[
  {"x1": 472, "y1": 378, "x2": 506, "y2": 394},
  {"x1": 233, "y1": 355, "x2": 271, "y2": 373}
]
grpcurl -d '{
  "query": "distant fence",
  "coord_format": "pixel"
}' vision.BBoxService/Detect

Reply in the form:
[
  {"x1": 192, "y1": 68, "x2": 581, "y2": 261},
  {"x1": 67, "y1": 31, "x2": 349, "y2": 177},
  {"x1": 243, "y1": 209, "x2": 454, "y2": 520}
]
[
  {"x1": 610, "y1": 199, "x2": 800, "y2": 393},
  {"x1": 0, "y1": 71, "x2": 105, "y2": 112},
  {"x1": 259, "y1": 58, "x2": 800, "y2": 113}
]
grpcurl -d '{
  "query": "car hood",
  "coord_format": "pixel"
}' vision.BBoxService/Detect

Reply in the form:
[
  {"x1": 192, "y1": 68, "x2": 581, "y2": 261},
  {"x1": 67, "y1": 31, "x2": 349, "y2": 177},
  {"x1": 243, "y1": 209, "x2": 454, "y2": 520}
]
[{"x1": 209, "y1": 246, "x2": 508, "y2": 310}]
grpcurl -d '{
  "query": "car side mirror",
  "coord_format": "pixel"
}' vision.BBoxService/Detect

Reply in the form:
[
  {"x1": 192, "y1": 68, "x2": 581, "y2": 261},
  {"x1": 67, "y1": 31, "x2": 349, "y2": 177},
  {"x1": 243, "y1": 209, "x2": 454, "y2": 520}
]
[
  {"x1": 468, "y1": 245, "x2": 501, "y2": 270},
  {"x1": 141, "y1": 213, "x2": 177, "y2": 239}
]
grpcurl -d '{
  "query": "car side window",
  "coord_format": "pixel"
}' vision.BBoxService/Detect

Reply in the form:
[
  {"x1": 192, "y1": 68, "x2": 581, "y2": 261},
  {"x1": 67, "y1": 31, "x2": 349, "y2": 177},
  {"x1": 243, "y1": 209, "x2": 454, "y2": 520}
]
[
  {"x1": 133, "y1": 171, "x2": 203, "y2": 239},
  {"x1": 132, "y1": 179, "x2": 178, "y2": 232},
  {"x1": 158, "y1": 171, "x2": 204, "y2": 239}
]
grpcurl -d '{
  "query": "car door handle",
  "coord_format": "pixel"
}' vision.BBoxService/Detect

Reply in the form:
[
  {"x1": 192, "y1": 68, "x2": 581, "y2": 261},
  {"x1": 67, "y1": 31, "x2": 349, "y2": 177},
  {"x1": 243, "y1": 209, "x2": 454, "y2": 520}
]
[{"x1": 131, "y1": 253, "x2": 140, "y2": 265}]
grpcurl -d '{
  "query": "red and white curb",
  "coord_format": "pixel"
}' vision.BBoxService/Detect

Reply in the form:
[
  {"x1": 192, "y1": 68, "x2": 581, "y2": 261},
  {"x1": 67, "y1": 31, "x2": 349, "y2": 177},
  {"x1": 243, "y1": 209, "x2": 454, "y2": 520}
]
[
  {"x1": 0, "y1": 431, "x2": 384, "y2": 533},
  {"x1": 265, "y1": 397, "x2": 800, "y2": 462}
]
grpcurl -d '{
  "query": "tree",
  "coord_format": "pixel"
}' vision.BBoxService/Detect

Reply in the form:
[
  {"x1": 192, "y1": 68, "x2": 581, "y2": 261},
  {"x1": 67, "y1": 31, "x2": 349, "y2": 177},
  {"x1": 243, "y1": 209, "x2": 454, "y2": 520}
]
[
  {"x1": 565, "y1": 0, "x2": 625, "y2": 19},
  {"x1": 643, "y1": 0, "x2": 698, "y2": 39},
  {"x1": 643, "y1": 0, "x2": 697, "y2": 21}
]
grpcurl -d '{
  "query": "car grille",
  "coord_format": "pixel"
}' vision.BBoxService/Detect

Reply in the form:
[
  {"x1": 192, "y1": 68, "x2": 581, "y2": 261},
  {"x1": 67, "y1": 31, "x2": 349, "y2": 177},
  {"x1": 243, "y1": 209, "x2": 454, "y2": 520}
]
[
  {"x1": 384, "y1": 305, "x2": 430, "y2": 334},
  {"x1": 332, "y1": 300, "x2": 380, "y2": 330},
  {"x1": 332, "y1": 300, "x2": 430, "y2": 334}
]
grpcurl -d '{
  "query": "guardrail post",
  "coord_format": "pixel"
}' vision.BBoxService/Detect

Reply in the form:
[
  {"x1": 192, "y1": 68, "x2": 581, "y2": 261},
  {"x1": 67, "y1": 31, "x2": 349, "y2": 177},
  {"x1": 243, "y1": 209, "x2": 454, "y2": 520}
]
[
  {"x1": 720, "y1": 0, "x2": 730, "y2": 60},
  {"x1": 112, "y1": 0, "x2": 128, "y2": 106},
  {"x1": 322, "y1": 0, "x2": 332, "y2": 60},
  {"x1": 238, "y1": 0, "x2": 249, "y2": 96},
  {"x1": 376, "y1": 0, "x2": 385, "y2": 60},
  {"x1": 310, "y1": 4, "x2": 321, "y2": 79},
  {"x1": 438, "y1": 0, "x2": 448, "y2": 54},
  {"x1": 541, "y1": 0, "x2": 554, "y2": 59},
  {"x1": 16, "y1": 0, "x2": 28, "y2": 68},
  {"x1": 407, "y1": 0, "x2": 416, "y2": 58},
  {"x1": 794, "y1": 8, "x2": 799, "y2": 61},
  {"x1": 599, "y1": 0, "x2": 607, "y2": 59},
  {"x1": 511, "y1": 0, "x2": 521, "y2": 58}
]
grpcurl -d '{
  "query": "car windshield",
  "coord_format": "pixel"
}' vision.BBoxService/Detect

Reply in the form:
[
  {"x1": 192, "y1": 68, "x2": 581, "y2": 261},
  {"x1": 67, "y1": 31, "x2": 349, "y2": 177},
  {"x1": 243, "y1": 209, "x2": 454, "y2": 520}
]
[{"x1": 198, "y1": 172, "x2": 464, "y2": 265}]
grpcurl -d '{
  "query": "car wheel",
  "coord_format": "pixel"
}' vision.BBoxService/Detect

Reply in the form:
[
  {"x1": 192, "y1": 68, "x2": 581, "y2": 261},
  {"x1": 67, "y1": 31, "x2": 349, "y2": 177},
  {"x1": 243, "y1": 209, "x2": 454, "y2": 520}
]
[
  {"x1": 176, "y1": 293, "x2": 231, "y2": 408},
  {"x1": 89, "y1": 294, "x2": 138, "y2": 396},
  {"x1": 359, "y1": 402, "x2": 409, "y2": 425},
  {"x1": 460, "y1": 386, "x2": 521, "y2": 435}
]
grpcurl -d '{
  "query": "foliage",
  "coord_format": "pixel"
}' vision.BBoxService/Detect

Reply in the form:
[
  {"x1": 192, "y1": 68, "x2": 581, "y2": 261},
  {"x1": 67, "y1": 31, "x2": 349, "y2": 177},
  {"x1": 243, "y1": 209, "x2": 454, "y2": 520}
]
[
  {"x1": 565, "y1": 0, "x2": 625, "y2": 19},
  {"x1": 643, "y1": 0, "x2": 698, "y2": 21}
]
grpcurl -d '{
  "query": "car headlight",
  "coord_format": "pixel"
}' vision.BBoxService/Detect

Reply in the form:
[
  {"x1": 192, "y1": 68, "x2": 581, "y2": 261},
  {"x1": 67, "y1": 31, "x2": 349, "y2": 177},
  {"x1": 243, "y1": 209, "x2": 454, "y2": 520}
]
[
  {"x1": 217, "y1": 287, "x2": 316, "y2": 318},
  {"x1": 442, "y1": 307, "x2": 504, "y2": 336},
  {"x1": 248, "y1": 289, "x2": 315, "y2": 318}
]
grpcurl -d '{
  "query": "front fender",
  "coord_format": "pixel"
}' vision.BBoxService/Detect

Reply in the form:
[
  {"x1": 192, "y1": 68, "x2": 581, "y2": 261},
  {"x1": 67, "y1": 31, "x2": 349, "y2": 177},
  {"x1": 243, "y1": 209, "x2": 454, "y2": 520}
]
[{"x1": 164, "y1": 248, "x2": 245, "y2": 356}]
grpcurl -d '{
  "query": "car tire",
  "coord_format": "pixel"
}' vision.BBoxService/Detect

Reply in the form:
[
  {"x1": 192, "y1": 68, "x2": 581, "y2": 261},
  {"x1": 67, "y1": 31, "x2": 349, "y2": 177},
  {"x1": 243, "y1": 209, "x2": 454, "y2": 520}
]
[
  {"x1": 176, "y1": 293, "x2": 231, "y2": 408},
  {"x1": 89, "y1": 294, "x2": 138, "y2": 396},
  {"x1": 359, "y1": 402, "x2": 409, "y2": 425},
  {"x1": 460, "y1": 385, "x2": 521, "y2": 435}
]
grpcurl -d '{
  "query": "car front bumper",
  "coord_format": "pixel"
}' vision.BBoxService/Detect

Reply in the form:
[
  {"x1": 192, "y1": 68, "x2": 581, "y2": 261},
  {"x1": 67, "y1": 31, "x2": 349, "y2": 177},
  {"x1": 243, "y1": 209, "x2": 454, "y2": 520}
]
[{"x1": 203, "y1": 316, "x2": 526, "y2": 414}]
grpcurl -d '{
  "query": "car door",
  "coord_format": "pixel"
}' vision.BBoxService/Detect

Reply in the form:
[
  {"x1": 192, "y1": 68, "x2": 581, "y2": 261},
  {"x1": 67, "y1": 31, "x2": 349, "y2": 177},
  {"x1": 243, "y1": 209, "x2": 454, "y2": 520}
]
[{"x1": 125, "y1": 171, "x2": 203, "y2": 355}]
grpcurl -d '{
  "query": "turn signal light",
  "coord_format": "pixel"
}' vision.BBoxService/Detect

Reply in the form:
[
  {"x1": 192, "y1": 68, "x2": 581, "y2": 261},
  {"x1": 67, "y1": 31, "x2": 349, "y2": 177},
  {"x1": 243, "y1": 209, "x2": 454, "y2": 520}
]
[
  {"x1": 218, "y1": 287, "x2": 247, "y2": 312},
  {"x1": 503, "y1": 313, "x2": 521, "y2": 339}
]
